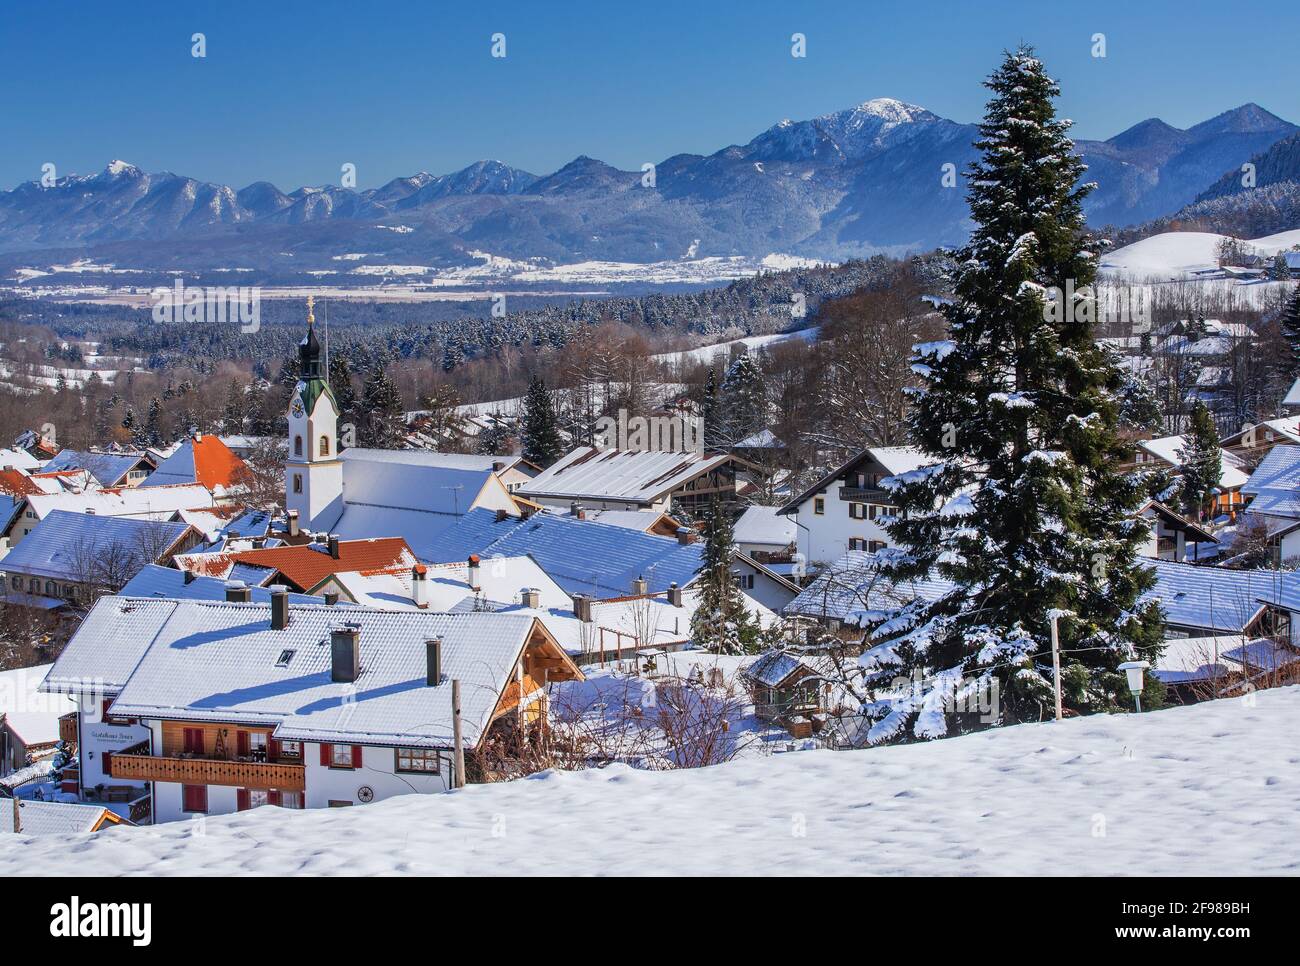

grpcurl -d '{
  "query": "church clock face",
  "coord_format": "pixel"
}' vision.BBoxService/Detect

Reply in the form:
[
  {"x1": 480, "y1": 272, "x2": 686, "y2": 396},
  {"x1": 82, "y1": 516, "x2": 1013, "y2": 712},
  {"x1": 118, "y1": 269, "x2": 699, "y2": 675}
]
[{"x1": 291, "y1": 398, "x2": 305, "y2": 418}]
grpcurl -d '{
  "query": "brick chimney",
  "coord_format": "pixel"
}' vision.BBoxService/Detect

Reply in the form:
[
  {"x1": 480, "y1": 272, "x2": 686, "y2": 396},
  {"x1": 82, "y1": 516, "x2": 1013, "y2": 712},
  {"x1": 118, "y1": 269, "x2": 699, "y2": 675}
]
[
  {"x1": 572, "y1": 594, "x2": 593, "y2": 622},
  {"x1": 667, "y1": 582, "x2": 683, "y2": 607},
  {"x1": 287, "y1": 509, "x2": 300, "y2": 538},
  {"x1": 522, "y1": 587, "x2": 541, "y2": 609},
  {"x1": 328, "y1": 534, "x2": 340, "y2": 559},
  {"x1": 676, "y1": 527, "x2": 695, "y2": 545},
  {"x1": 467, "y1": 554, "x2": 481, "y2": 591}
]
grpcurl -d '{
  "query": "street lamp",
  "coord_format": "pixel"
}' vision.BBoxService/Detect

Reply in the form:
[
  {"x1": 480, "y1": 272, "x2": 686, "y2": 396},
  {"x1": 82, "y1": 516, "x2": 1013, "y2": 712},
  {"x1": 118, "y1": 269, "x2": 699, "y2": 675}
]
[{"x1": 1117, "y1": 660, "x2": 1150, "y2": 712}]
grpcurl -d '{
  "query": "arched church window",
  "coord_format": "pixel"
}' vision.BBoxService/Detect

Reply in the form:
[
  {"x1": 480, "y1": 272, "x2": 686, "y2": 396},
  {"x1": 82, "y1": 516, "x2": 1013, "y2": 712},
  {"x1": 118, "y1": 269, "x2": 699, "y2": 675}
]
[
  {"x1": 292, "y1": 474, "x2": 303, "y2": 494},
  {"x1": 294, "y1": 436, "x2": 303, "y2": 457},
  {"x1": 320, "y1": 435, "x2": 330, "y2": 457}
]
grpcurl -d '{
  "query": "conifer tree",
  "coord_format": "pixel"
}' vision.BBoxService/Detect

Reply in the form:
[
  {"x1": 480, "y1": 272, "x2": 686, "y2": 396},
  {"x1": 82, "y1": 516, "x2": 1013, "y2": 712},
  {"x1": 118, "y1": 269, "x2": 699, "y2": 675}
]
[
  {"x1": 222, "y1": 380, "x2": 246, "y2": 434},
  {"x1": 700, "y1": 367, "x2": 720, "y2": 448},
  {"x1": 521, "y1": 374, "x2": 564, "y2": 468},
  {"x1": 329, "y1": 354, "x2": 359, "y2": 438},
  {"x1": 1279, "y1": 285, "x2": 1300, "y2": 377},
  {"x1": 868, "y1": 47, "x2": 1164, "y2": 742},
  {"x1": 690, "y1": 497, "x2": 758, "y2": 654},
  {"x1": 1178, "y1": 402, "x2": 1222, "y2": 520},
  {"x1": 720, "y1": 353, "x2": 768, "y2": 445},
  {"x1": 361, "y1": 363, "x2": 404, "y2": 449}
]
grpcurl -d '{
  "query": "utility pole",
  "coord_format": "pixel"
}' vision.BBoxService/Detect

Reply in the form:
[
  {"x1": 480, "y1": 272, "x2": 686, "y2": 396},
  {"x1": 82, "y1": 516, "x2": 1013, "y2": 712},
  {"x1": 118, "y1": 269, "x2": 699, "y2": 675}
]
[
  {"x1": 452, "y1": 678, "x2": 465, "y2": 790},
  {"x1": 1050, "y1": 613, "x2": 1063, "y2": 723}
]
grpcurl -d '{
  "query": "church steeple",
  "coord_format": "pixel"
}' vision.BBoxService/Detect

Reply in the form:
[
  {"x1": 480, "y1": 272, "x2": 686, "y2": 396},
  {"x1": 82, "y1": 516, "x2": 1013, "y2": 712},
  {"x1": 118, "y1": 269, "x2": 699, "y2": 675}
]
[
  {"x1": 299, "y1": 294, "x2": 323, "y2": 380},
  {"x1": 285, "y1": 295, "x2": 343, "y2": 528}
]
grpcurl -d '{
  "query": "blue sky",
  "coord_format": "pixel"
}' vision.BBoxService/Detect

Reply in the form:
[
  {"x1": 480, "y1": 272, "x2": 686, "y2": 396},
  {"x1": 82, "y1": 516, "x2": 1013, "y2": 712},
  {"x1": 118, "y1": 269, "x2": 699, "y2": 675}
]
[{"x1": 3, "y1": 0, "x2": 1295, "y2": 191}]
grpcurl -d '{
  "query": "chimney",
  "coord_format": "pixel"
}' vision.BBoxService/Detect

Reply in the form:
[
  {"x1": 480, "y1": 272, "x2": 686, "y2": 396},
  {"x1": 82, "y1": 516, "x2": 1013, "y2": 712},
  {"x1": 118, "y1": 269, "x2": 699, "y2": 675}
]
[
  {"x1": 324, "y1": 591, "x2": 339, "y2": 606},
  {"x1": 287, "y1": 510, "x2": 300, "y2": 538},
  {"x1": 467, "y1": 554, "x2": 481, "y2": 591},
  {"x1": 330, "y1": 623, "x2": 360, "y2": 683},
  {"x1": 677, "y1": 527, "x2": 694, "y2": 545},
  {"x1": 522, "y1": 587, "x2": 541, "y2": 609},
  {"x1": 270, "y1": 585, "x2": 290, "y2": 630},
  {"x1": 412, "y1": 564, "x2": 429, "y2": 609},
  {"x1": 426, "y1": 637, "x2": 443, "y2": 686},
  {"x1": 225, "y1": 580, "x2": 251, "y2": 603},
  {"x1": 495, "y1": 508, "x2": 509, "y2": 522},
  {"x1": 668, "y1": 582, "x2": 683, "y2": 607},
  {"x1": 570, "y1": 501, "x2": 585, "y2": 520},
  {"x1": 632, "y1": 577, "x2": 647, "y2": 596},
  {"x1": 183, "y1": 570, "x2": 196, "y2": 585},
  {"x1": 572, "y1": 594, "x2": 593, "y2": 622},
  {"x1": 492, "y1": 460, "x2": 505, "y2": 473},
  {"x1": 328, "y1": 534, "x2": 340, "y2": 559},
  {"x1": 252, "y1": 537, "x2": 265, "y2": 549}
]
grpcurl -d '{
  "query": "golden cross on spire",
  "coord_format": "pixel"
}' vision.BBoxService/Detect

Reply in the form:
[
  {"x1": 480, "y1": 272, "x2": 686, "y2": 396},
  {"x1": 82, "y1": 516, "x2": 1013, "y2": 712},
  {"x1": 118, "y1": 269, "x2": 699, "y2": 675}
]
[{"x1": 306, "y1": 294, "x2": 315, "y2": 326}]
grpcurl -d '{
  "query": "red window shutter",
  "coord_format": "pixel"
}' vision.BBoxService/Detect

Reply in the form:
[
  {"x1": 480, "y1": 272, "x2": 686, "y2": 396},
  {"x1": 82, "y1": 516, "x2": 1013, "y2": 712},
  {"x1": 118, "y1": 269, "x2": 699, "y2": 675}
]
[
  {"x1": 102, "y1": 698, "x2": 113, "y2": 720},
  {"x1": 101, "y1": 750, "x2": 113, "y2": 776},
  {"x1": 268, "y1": 737, "x2": 280, "y2": 761},
  {"x1": 268, "y1": 790, "x2": 281, "y2": 807},
  {"x1": 351, "y1": 745, "x2": 362, "y2": 768},
  {"x1": 198, "y1": 785, "x2": 207, "y2": 812},
  {"x1": 237, "y1": 788, "x2": 250, "y2": 811},
  {"x1": 319, "y1": 743, "x2": 331, "y2": 766},
  {"x1": 237, "y1": 731, "x2": 249, "y2": 756},
  {"x1": 183, "y1": 728, "x2": 205, "y2": 755}
]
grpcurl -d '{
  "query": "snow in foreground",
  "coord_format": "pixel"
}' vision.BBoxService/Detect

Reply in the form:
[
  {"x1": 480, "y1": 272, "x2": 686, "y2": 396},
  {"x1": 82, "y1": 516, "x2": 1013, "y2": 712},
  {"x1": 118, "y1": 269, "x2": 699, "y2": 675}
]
[{"x1": 5, "y1": 688, "x2": 1298, "y2": 876}]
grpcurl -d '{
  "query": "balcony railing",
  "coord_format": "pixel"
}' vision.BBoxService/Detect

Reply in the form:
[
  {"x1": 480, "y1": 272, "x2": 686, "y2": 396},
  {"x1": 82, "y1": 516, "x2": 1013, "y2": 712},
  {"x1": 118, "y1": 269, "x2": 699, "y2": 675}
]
[
  {"x1": 58, "y1": 712, "x2": 78, "y2": 745},
  {"x1": 109, "y1": 752, "x2": 305, "y2": 791},
  {"x1": 839, "y1": 486, "x2": 892, "y2": 503}
]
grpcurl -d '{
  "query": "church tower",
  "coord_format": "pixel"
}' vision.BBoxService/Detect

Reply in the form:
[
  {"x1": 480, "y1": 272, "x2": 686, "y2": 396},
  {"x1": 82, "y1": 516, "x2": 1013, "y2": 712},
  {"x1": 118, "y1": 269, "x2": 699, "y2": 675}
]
[{"x1": 285, "y1": 296, "x2": 343, "y2": 528}]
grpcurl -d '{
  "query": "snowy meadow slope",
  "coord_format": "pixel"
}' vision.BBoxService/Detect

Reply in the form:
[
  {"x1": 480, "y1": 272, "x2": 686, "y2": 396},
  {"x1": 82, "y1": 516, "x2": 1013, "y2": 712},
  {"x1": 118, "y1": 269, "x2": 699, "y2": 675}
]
[{"x1": 5, "y1": 689, "x2": 1298, "y2": 876}]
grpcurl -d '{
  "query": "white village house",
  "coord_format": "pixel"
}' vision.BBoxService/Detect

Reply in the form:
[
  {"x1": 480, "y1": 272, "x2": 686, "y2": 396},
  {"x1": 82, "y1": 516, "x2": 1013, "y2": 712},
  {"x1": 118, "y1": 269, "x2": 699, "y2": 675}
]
[{"x1": 40, "y1": 593, "x2": 583, "y2": 822}]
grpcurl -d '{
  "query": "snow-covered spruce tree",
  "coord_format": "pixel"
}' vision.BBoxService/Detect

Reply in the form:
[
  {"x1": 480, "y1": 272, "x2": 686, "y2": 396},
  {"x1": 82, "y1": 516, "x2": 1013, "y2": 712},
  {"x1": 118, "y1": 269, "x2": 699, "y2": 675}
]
[
  {"x1": 521, "y1": 373, "x2": 564, "y2": 468},
  {"x1": 361, "y1": 363, "x2": 404, "y2": 449},
  {"x1": 720, "y1": 353, "x2": 769, "y2": 444},
  {"x1": 690, "y1": 497, "x2": 759, "y2": 654},
  {"x1": 1279, "y1": 284, "x2": 1300, "y2": 377},
  {"x1": 1177, "y1": 402, "x2": 1222, "y2": 520},
  {"x1": 700, "y1": 367, "x2": 721, "y2": 448},
  {"x1": 866, "y1": 47, "x2": 1164, "y2": 741}
]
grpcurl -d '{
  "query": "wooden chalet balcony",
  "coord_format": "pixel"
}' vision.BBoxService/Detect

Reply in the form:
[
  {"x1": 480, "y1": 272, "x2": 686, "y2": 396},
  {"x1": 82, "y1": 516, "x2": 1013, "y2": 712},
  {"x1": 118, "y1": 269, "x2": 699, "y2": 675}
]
[
  {"x1": 58, "y1": 712, "x2": 78, "y2": 744},
  {"x1": 109, "y1": 751, "x2": 305, "y2": 791},
  {"x1": 838, "y1": 486, "x2": 892, "y2": 503}
]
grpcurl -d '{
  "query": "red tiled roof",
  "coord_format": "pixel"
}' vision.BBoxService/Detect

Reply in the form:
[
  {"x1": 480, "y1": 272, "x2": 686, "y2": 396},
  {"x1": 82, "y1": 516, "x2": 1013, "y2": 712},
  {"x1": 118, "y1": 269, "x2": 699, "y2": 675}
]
[
  {"x1": 191, "y1": 435, "x2": 249, "y2": 490},
  {"x1": 0, "y1": 468, "x2": 41, "y2": 496},
  {"x1": 179, "y1": 537, "x2": 417, "y2": 591}
]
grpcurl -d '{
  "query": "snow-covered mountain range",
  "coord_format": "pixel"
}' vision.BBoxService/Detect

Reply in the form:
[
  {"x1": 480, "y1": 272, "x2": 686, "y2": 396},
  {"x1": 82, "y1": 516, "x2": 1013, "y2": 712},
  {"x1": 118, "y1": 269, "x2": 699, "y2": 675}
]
[{"x1": 1, "y1": 99, "x2": 1294, "y2": 270}]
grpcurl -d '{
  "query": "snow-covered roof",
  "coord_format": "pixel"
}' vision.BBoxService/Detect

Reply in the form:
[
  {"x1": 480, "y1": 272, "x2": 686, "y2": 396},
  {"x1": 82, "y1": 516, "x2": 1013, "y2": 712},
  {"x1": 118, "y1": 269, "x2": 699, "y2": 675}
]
[
  {"x1": 0, "y1": 664, "x2": 77, "y2": 745},
  {"x1": 779, "y1": 445, "x2": 932, "y2": 515},
  {"x1": 1136, "y1": 435, "x2": 1247, "y2": 490},
  {"x1": 173, "y1": 537, "x2": 417, "y2": 591},
  {"x1": 1, "y1": 511, "x2": 193, "y2": 583},
  {"x1": 178, "y1": 506, "x2": 274, "y2": 544},
  {"x1": 734, "y1": 428, "x2": 784, "y2": 450},
  {"x1": 25, "y1": 482, "x2": 214, "y2": 521},
  {"x1": 733, "y1": 505, "x2": 797, "y2": 548},
  {"x1": 1284, "y1": 377, "x2": 1300, "y2": 409},
  {"x1": 0, "y1": 447, "x2": 42, "y2": 471},
  {"x1": 583, "y1": 509, "x2": 678, "y2": 533},
  {"x1": 1141, "y1": 559, "x2": 1289, "y2": 633},
  {"x1": 517, "y1": 447, "x2": 735, "y2": 506},
  {"x1": 53, "y1": 597, "x2": 568, "y2": 749},
  {"x1": 741, "y1": 650, "x2": 811, "y2": 688},
  {"x1": 324, "y1": 556, "x2": 571, "y2": 612},
  {"x1": 1220, "y1": 637, "x2": 1300, "y2": 673},
  {"x1": 784, "y1": 550, "x2": 954, "y2": 624},
  {"x1": 41, "y1": 449, "x2": 149, "y2": 487},
  {"x1": 1241, "y1": 444, "x2": 1300, "y2": 518},
  {"x1": 424, "y1": 507, "x2": 704, "y2": 599},
  {"x1": 119, "y1": 564, "x2": 323, "y2": 605},
  {"x1": 1152, "y1": 635, "x2": 1242, "y2": 685},
  {"x1": 3, "y1": 800, "x2": 121, "y2": 836}
]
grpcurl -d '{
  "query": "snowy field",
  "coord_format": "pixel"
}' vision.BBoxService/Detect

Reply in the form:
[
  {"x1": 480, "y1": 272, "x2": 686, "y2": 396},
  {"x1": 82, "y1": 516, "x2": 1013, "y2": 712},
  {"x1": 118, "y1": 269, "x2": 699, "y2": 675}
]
[{"x1": 4, "y1": 687, "x2": 1297, "y2": 876}]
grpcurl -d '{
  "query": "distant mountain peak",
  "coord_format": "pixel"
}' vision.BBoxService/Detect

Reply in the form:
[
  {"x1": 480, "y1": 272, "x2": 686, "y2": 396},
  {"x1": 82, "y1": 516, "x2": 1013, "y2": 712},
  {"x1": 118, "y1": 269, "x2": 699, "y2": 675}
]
[
  {"x1": 100, "y1": 159, "x2": 141, "y2": 179},
  {"x1": 1189, "y1": 103, "x2": 1293, "y2": 137}
]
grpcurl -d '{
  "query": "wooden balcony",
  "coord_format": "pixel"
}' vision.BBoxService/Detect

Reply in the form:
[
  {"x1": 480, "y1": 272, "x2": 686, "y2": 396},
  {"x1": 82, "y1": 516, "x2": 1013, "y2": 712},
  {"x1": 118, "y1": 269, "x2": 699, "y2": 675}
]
[
  {"x1": 838, "y1": 486, "x2": 892, "y2": 503},
  {"x1": 109, "y1": 753, "x2": 305, "y2": 791}
]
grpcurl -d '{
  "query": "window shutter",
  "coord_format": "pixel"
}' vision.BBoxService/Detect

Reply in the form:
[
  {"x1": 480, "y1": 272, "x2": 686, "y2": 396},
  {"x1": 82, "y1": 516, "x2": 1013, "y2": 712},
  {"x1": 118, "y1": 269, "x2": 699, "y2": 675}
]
[
  {"x1": 101, "y1": 750, "x2": 113, "y2": 777},
  {"x1": 268, "y1": 737, "x2": 280, "y2": 761},
  {"x1": 269, "y1": 790, "x2": 281, "y2": 807},
  {"x1": 351, "y1": 745, "x2": 363, "y2": 768},
  {"x1": 237, "y1": 788, "x2": 250, "y2": 811},
  {"x1": 319, "y1": 743, "x2": 331, "y2": 766},
  {"x1": 237, "y1": 731, "x2": 250, "y2": 756}
]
